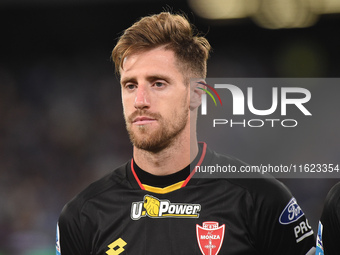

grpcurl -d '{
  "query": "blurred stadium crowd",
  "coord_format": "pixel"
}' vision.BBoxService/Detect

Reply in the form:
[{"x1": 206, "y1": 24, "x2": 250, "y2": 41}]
[
  {"x1": 0, "y1": 54, "x2": 132, "y2": 253},
  {"x1": 1, "y1": 1, "x2": 340, "y2": 254}
]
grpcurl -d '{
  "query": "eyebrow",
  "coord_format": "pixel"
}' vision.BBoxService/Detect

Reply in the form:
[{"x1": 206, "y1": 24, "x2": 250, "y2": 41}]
[
  {"x1": 121, "y1": 74, "x2": 173, "y2": 86},
  {"x1": 120, "y1": 77, "x2": 137, "y2": 87}
]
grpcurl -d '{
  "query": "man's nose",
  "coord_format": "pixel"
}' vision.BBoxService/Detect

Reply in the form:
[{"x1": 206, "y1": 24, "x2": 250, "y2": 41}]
[{"x1": 134, "y1": 85, "x2": 150, "y2": 110}]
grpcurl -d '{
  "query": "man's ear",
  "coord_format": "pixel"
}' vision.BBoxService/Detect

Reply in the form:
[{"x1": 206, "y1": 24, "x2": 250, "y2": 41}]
[{"x1": 190, "y1": 79, "x2": 206, "y2": 111}]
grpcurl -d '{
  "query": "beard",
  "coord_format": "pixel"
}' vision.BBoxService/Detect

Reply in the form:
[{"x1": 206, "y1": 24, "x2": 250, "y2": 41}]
[{"x1": 125, "y1": 107, "x2": 189, "y2": 153}]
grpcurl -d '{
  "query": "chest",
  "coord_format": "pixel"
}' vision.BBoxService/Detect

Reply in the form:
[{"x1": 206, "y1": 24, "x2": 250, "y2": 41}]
[{"x1": 84, "y1": 184, "x2": 257, "y2": 255}]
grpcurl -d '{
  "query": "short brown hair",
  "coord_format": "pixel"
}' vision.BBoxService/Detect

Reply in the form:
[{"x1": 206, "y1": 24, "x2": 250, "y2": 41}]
[{"x1": 111, "y1": 12, "x2": 211, "y2": 79}]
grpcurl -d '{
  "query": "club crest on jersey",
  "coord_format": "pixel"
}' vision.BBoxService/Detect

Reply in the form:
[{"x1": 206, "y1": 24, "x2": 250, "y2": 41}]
[
  {"x1": 196, "y1": 221, "x2": 225, "y2": 255},
  {"x1": 131, "y1": 194, "x2": 201, "y2": 220},
  {"x1": 279, "y1": 197, "x2": 304, "y2": 225}
]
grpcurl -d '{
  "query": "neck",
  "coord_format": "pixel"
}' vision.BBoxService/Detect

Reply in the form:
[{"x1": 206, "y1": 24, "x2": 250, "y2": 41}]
[{"x1": 133, "y1": 115, "x2": 198, "y2": 176}]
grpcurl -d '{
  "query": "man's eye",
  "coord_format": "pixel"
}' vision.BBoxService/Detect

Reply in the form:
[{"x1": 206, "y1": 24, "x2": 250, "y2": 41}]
[
  {"x1": 126, "y1": 84, "x2": 136, "y2": 90},
  {"x1": 154, "y1": 82, "x2": 164, "y2": 88}
]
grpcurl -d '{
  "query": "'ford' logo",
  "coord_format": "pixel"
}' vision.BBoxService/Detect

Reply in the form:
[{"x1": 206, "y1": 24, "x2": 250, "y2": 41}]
[{"x1": 279, "y1": 198, "x2": 304, "y2": 225}]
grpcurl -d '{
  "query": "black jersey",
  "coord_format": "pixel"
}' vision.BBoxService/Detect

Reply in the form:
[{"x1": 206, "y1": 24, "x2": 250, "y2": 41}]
[
  {"x1": 57, "y1": 142, "x2": 315, "y2": 255},
  {"x1": 316, "y1": 182, "x2": 340, "y2": 255}
]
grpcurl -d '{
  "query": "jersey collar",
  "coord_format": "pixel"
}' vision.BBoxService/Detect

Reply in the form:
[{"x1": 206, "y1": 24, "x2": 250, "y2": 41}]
[{"x1": 127, "y1": 142, "x2": 207, "y2": 192}]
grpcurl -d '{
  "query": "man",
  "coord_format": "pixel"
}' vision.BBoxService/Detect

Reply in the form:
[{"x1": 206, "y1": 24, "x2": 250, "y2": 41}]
[
  {"x1": 316, "y1": 182, "x2": 340, "y2": 255},
  {"x1": 57, "y1": 12, "x2": 315, "y2": 254}
]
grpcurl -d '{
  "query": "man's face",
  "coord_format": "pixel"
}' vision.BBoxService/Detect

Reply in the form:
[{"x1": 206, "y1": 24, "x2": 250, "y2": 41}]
[{"x1": 120, "y1": 47, "x2": 190, "y2": 152}]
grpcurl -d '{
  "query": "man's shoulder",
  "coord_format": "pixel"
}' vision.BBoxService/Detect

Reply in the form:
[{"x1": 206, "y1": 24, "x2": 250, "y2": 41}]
[
  {"x1": 208, "y1": 148, "x2": 248, "y2": 167},
  {"x1": 325, "y1": 181, "x2": 340, "y2": 204},
  {"x1": 60, "y1": 161, "x2": 130, "y2": 216},
  {"x1": 204, "y1": 147, "x2": 293, "y2": 203},
  {"x1": 323, "y1": 181, "x2": 340, "y2": 215},
  {"x1": 225, "y1": 175, "x2": 292, "y2": 204}
]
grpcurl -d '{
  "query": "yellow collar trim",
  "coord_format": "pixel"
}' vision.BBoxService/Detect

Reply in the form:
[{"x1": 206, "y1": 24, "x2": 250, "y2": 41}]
[{"x1": 142, "y1": 181, "x2": 185, "y2": 194}]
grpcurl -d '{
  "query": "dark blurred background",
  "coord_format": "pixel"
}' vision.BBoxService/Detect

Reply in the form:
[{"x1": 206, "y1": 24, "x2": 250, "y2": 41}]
[{"x1": 1, "y1": 0, "x2": 340, "y2": 254}]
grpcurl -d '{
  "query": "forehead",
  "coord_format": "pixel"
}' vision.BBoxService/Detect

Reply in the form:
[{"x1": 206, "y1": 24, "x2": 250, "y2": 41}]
[{"x1": 120, "y1": 47, "x2": 184, "y2": 81}]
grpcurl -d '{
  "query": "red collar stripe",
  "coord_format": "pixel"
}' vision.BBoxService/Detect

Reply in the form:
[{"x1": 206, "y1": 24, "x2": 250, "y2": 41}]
[
  {"x1": 130, "y1": 142, "x2": 207, "y2": 190},
  {"x1": 181, "y1": 142, "x2": 207, "y2": 188},
  {"x1": 130, "y1": 159, "x2": 145, "y2": 190}
]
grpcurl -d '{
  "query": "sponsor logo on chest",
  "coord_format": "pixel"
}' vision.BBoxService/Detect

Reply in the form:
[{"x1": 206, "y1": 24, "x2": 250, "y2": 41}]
[{"x1": 131, "y1": 194, "x2": 201, "y2": 220}]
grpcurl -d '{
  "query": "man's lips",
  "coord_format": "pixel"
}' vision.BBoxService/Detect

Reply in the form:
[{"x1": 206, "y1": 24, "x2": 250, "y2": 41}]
[{"x1": 132, "y1": 116, "x2": 157, "y2": 125}]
